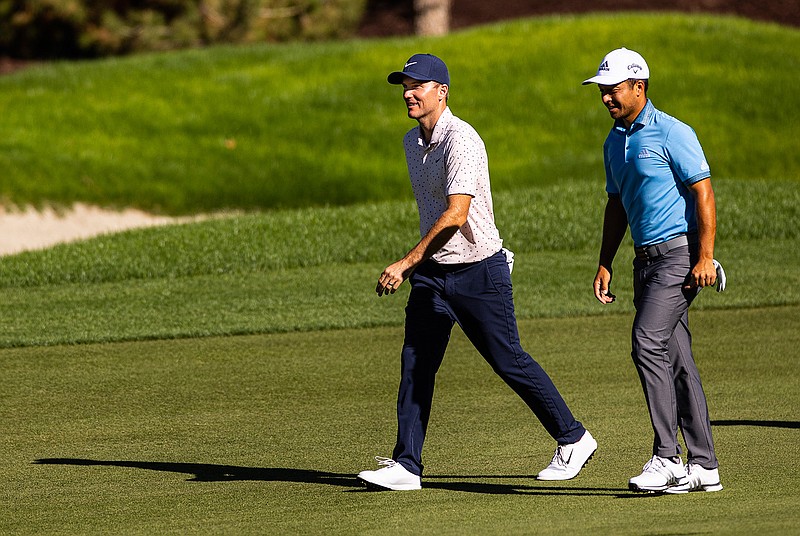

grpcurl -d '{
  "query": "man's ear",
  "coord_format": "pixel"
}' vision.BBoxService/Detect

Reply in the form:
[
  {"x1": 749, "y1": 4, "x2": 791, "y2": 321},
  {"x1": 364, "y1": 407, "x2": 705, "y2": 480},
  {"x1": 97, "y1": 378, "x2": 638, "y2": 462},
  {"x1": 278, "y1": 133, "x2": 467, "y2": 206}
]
[{"x1": 439, "y1": 84, "x2": 449, "y2": 101}]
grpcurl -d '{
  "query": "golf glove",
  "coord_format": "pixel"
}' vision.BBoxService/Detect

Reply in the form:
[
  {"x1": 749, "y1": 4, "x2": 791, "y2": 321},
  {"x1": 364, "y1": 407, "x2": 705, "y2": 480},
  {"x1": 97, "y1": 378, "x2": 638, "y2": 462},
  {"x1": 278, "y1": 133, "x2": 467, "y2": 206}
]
[
  {"x1": 502, "y1": 248, "x2": 515, "y2": 274},
  {"x1": 713, "y1": 259, "x2": 726, "y2": 292},
  {"x1": 697, "y1": 259, "x2": 726, "y2": 293}
]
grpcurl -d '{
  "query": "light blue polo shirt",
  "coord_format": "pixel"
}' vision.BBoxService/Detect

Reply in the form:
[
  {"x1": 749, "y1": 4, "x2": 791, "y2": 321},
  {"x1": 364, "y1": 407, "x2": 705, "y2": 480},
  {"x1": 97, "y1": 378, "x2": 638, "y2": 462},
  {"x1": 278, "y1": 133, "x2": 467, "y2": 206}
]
[{"x1": 604, "y1": 100, "x2": 711, "y2": 247}]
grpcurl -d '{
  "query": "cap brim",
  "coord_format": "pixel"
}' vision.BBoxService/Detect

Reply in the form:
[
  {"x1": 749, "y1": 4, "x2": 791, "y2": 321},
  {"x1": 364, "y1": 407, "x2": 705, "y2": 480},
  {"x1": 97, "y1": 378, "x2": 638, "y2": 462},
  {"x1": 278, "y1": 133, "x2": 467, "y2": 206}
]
[
  {"x1": 387, "y1": 70, "x2": 447, "y2": 85},
  {"x1": 582, "y1": 74, "x2": 627, "y2": 86},
  {"x1": 387, "y1": 71, "x2": 411, "y2": 84},
  {"x1": 582, "y1": 74, "x2": 649, "y2": 86}
]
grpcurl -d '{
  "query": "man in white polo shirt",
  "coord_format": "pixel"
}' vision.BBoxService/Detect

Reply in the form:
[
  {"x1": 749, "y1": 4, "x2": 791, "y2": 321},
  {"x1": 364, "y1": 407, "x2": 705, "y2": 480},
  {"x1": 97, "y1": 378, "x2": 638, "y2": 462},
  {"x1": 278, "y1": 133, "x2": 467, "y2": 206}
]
[{"x1": 356, "y1": 53, "x2": 596, "y2": 491}]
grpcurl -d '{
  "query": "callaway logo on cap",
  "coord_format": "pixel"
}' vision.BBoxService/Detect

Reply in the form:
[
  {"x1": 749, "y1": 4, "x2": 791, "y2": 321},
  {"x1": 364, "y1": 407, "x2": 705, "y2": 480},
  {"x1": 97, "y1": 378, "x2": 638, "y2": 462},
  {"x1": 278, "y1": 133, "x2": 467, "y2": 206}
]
[
  {"x1": 628, "y1": 63, "x2": 644, "y2": 74},
  {"x1": 582, "y1": 48, "x2": 650, "y2": 86}
]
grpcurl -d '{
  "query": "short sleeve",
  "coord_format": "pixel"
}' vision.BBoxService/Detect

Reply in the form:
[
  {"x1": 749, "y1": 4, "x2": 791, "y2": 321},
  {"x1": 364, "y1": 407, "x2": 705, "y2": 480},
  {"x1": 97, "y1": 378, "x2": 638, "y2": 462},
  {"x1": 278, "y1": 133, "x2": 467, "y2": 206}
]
[
  {"x1": 666, "y1": 122, "x2": 711, "y2": 185},
  {"x1": 444, "y1": 131, "x2": 481, "y2": 197}
]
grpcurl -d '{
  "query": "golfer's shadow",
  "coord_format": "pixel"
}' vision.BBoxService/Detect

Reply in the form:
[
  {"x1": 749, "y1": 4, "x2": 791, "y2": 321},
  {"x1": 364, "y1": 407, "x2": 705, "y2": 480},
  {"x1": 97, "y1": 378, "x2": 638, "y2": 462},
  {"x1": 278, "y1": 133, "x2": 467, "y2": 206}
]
[
  {"x1": 33, "y1": 458, "x2": 356, "y2": 486},
  {"x1": 711, "y1": 419, "x2": 800, "y2": 429},
  {"x1": 33, "y1": 458, "x2": 625, "y2": 496}
]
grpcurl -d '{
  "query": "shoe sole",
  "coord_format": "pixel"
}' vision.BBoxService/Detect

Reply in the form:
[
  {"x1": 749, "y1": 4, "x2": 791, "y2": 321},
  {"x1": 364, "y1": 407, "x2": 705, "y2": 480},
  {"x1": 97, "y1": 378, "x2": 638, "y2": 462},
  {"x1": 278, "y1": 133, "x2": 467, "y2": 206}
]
[
  {"x1": 356, "y1": 476, "x2": 421, "y2": 491},
  {"x1": 629, "y1": 476, "x2": 688, "y2": 493},
  {"x1": 628, "y1": 467, "x2": 691, "y2": 493},
  {"x1": 536, "y1": 448, "x2": 597, "y2": 481},
  {"x1": 664, "y1": 483, "x2": 723, "y2": 494},
  {"x1": 628, "y1": 482, "x2": 670, "y2": 493}
]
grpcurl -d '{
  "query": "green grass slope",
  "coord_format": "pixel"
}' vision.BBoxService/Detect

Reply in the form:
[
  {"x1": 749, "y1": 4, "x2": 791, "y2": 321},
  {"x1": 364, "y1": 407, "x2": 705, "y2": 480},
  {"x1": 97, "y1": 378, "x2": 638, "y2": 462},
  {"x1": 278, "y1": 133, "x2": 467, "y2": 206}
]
[
  {"x1": 0, "y1": 13, "x2": 798, "y2": 213},
  {"x1": 0, "y1": 178, "x2": 797, "y2": 347}
]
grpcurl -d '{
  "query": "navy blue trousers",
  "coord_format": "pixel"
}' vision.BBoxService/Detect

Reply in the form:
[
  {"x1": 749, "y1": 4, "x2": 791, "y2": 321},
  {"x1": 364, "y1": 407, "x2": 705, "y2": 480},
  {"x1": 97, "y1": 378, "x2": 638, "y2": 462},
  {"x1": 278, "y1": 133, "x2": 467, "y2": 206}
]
[{"x1": 392, "y1": 251, "x2": 585, "y2": 476}]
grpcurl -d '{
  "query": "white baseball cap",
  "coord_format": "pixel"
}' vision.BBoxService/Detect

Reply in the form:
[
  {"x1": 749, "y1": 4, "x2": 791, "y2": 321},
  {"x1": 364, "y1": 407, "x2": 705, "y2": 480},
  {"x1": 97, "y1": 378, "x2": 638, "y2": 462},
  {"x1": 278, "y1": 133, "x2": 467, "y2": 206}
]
[{"x1": 582, "y1": 47, "x2": 649, "y2": 86}]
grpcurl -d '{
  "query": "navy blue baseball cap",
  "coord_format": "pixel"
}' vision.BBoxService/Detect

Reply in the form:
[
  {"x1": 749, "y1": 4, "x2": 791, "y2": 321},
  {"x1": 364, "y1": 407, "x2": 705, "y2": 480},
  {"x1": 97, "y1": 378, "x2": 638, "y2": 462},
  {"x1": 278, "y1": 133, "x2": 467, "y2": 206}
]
[{"x1": 388, "y1": 54, "x2": 450, "y2": 86}]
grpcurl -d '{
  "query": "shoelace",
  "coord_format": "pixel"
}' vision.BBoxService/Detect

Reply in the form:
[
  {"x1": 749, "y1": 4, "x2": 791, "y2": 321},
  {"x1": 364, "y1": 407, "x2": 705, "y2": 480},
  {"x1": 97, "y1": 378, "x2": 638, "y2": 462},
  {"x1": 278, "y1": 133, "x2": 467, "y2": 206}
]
[
  {"x1": 641, "y1": 456, "x2": 659, "y2": 472},
  {"x1": 374, "y1": 456, "x2": 397, "y2": 469},
  {"x1": 548, "y1": 445, "x2": 574, "y2": 468},
  {"x1": 642, "y1": 455, "x2": 680, "y2": 478}
]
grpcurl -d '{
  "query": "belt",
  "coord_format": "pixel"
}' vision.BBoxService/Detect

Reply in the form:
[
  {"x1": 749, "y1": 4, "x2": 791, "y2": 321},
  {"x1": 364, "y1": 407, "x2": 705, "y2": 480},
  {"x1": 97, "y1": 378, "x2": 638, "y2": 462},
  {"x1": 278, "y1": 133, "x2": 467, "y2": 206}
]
[
  {"x1": 435, "y1": 260, "x2": 481, "y2": 273},
  {"x1": 433, "y1": 250, "x2": 503, "y2": 272},
  {"x1": 634, "y1": 234, "x2": 695, "y2": 261}
]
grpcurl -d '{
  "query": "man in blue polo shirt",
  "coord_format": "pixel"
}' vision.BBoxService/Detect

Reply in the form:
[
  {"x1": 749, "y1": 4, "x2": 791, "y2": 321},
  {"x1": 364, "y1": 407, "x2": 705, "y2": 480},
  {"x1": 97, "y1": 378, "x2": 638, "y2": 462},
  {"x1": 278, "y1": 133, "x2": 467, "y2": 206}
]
[{"x1": 583, "y1": 48, "x2": 723, "y2": 494}]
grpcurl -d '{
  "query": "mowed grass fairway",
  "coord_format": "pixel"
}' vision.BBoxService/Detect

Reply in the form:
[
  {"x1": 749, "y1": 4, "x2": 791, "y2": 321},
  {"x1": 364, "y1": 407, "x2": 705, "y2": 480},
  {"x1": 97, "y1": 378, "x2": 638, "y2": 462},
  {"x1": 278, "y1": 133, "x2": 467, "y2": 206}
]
[
  {"x1": 2, "y1": 308, "x2": 798, "y2": 534},
  {"x1": 1, "y1": 11, "x2": 799, "y2": 535}
]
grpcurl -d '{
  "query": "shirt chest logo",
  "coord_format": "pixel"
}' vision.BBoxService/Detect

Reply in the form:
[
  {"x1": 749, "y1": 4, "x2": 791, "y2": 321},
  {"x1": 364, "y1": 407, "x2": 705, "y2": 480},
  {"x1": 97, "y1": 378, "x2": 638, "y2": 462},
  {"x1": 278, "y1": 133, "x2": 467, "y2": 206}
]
[
  {"x1": 421, "y1": 142, "x2": 443, "y2": 165},
  {"x1": 637, "y1": 148, "x2": 652, "y2": 159}
]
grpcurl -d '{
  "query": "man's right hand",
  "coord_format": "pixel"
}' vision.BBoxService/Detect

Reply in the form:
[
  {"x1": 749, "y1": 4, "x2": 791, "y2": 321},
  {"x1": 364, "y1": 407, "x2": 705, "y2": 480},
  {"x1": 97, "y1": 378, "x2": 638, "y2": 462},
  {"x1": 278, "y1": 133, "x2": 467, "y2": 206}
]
[
  {"x1": 594, "y1": 266, "x2": 616, "y2": 304},
  {"x1": 376, "y1": 259, "x2": 413, "y2": 297}
]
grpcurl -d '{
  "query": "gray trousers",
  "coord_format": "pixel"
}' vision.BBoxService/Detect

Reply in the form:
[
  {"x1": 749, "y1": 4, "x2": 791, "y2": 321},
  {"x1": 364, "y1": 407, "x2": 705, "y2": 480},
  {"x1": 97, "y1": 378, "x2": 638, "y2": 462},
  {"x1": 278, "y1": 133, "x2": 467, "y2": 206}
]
[{"x1": 631, "y1": 244, "x2": 718, "y2": 469}]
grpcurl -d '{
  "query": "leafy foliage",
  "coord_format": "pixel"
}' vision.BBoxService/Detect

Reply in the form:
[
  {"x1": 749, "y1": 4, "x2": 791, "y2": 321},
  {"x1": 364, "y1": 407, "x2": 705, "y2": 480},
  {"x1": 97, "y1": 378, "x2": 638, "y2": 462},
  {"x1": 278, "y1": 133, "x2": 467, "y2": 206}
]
[{"x1": 0, "y1": 0, "x2": 367, "y2": 58}]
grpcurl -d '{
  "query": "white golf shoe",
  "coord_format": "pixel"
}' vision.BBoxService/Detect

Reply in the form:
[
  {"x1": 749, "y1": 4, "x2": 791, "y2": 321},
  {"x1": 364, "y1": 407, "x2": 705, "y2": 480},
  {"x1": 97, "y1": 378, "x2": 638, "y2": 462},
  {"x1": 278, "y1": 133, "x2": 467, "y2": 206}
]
[
  {"x1": 664, "y1": 463, "x2": 723, "y2": 494},
  {"x1": 357, "y1": 457, "x2": 421, "y2": 491},
  {"x1": 628, "y1": 455, "x2": 688, "y2": 492},
  {"x1": 536, "y1": 430, "x2": 598, "y2": 480}
]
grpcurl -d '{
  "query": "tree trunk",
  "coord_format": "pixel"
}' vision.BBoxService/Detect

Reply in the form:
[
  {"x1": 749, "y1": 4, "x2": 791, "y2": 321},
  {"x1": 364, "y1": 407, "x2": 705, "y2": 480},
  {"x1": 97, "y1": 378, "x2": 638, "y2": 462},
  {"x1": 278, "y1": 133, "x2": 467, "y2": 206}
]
[{"x1": 414, "y1": 0, "x2": 451, "y2": 36}]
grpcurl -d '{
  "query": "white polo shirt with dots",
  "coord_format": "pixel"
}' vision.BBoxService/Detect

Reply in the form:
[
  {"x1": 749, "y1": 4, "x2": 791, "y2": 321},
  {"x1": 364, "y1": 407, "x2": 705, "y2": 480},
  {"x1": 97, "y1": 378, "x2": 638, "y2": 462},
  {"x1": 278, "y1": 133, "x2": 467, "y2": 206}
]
[{"x1": 403, "y1": 107, "x2": 503, "y2": 264}]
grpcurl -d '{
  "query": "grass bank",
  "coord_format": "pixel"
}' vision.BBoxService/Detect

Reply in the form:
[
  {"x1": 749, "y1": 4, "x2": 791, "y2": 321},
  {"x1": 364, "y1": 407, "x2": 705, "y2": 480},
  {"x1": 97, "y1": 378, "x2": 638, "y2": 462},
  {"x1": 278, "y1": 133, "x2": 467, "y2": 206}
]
[
  {"x1": 0, "y1": 179, "x2": 797, "y2": 347},
  {"x1": 0, "y1": 13, "x2": 797, "y2": 213}
]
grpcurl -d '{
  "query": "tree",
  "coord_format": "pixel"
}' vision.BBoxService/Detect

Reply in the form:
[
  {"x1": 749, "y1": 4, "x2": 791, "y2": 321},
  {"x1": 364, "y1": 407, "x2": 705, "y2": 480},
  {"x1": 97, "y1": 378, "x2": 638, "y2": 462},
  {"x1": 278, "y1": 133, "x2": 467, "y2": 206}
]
[{"x1": 413, "y1": 0, "x2": 450, "y2": 36}]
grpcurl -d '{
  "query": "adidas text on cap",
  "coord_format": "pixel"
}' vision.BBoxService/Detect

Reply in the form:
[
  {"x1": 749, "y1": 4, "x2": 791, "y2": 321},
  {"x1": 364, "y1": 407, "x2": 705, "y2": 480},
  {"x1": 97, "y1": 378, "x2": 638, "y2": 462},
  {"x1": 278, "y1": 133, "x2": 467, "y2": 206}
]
[
  {"x1": 388, "y1": 54, "x2": 450, "y2": 86},
  {"x1": 582, "y1": 48, "x2": 649, "y2": 86}
]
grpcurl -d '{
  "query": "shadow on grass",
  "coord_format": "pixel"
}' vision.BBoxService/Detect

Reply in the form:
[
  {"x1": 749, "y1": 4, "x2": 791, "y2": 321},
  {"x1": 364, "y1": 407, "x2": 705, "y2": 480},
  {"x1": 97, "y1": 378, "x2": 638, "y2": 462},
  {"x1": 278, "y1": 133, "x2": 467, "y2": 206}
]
[
  {"x1": 33, "y1": 458, "x2": 634, "y2": 496},
  {"x1": 33, "y1": 458, "x2": 356, "y2": 486},
  {"x1": 712, "y1": 419, "x2": 800, "y2": 429},
  {"x1": 422, "y1": 479, "x2": 629, "y2": 496}
]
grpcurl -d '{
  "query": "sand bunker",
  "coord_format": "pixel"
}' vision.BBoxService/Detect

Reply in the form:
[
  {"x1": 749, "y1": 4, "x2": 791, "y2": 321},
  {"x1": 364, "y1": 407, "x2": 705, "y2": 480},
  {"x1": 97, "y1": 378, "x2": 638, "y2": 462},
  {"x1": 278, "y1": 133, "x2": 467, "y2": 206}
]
[{"x1": 0, "y1": 204, "x2": 195, "y2": 256}]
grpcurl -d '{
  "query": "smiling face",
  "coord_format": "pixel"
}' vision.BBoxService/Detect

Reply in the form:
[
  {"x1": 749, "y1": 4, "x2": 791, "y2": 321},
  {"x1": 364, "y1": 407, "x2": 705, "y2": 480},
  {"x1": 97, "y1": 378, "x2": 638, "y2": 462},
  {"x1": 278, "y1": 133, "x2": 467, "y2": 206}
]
[
  {"x1": 400, "y1": 76, "x2": 448, "y2": 122},
  {"x1": 598, "y1": 79, "x2": 647, "y2": 128}
]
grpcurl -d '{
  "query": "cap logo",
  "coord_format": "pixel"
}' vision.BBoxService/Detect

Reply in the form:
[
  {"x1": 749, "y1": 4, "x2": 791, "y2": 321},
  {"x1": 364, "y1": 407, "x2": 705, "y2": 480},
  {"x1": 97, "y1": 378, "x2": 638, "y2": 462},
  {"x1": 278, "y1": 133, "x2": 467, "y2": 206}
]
[
  {"x1": 598, "y1": 60, "x2": 609, "y2": 72},
  {"x1": 628, "y1": 63, "x2": 643, "y2": 74},
  {"x1": 404, "y1": 61, "x2": 418, "y2": 69}
]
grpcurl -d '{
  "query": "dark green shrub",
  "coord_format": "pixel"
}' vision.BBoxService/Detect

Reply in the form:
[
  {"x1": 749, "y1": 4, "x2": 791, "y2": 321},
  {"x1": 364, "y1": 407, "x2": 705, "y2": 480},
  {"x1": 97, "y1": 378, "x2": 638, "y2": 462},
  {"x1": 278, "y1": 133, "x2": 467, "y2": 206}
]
[{"x1": 0, "y1": 0, "x2": 367, "y2": 59}]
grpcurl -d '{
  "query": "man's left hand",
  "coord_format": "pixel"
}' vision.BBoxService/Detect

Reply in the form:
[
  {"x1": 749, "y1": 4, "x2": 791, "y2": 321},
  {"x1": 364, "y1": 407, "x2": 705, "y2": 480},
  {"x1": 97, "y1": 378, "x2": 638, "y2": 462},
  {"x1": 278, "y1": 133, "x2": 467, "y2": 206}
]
[
  {"x1": 693, "y1": 259, "x2": 727, "y2": 293},
  {"x1": 686, "y1": 257, "x2": 717, "y2": 290}
]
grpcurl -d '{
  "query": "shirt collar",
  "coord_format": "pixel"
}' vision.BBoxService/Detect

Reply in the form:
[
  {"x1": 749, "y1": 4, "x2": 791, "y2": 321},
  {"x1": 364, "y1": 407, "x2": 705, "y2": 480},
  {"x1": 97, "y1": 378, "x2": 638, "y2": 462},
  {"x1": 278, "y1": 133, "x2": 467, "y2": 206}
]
[
  {"x1": 418, "y1": 107, "x2": 453, "y2": 149},
  {"x1": 614, "y1": 99, "x2": 654, "y2": 133}
]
